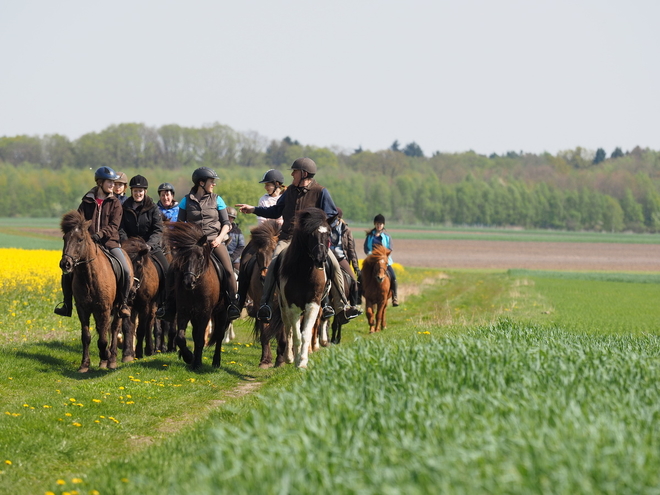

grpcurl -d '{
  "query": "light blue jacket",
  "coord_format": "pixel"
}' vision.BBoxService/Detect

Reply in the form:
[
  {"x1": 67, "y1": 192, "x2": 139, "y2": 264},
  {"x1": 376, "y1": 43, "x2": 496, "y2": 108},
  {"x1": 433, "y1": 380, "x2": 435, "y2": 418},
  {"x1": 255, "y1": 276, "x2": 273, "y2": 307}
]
[{"x1": 364, "y1": 229, "x2": 393, "y2": 265}]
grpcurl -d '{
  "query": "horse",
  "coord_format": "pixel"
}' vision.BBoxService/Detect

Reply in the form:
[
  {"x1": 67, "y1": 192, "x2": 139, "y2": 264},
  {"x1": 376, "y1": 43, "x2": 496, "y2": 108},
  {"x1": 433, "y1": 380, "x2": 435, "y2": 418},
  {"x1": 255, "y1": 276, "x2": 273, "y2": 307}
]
[
  {"x1": 122, "y1": 237, "x2": 160, "y2": 359},
  {"x1": 59, "y1": 210, "x2": 133, "y2": 372},
  {"x1": 265, "y1": 207, "x2": 330, "y2": 369},
  {"x1": 361, "y1": 244, "x2": 392, "y2": 333},
  {"x1": 164, "y1": 221, "x2": 230, "y2": 370},
  {"x1": 319, "y1": 268, "x2": 355, "y2": 346},
  {"x1": 238, "y1": 220, "x2": 279, "y2": 368}
]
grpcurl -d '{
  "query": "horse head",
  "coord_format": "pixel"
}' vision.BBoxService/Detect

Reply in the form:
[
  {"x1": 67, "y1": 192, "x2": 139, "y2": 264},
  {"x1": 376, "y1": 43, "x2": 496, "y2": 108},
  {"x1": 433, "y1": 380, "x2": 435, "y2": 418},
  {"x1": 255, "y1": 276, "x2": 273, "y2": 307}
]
[
  {"x1": 250, "y1": 220, "x2": 279, "y2": 280},
  {"x1": 293, "y1": 208, "x2": 330, "y2": 269},
  {"x1": 364, "y1": 245, "x2": 392, "y2": 285},
  {"x1": 123, "y1": 237, "x2": 150, "y2": 281},
  {"x1": 165, "y1": 222, "x2": 210, "y2": 291},
  {"x1": 59, "y1": 210, "x2": 94, "y2": 274}
]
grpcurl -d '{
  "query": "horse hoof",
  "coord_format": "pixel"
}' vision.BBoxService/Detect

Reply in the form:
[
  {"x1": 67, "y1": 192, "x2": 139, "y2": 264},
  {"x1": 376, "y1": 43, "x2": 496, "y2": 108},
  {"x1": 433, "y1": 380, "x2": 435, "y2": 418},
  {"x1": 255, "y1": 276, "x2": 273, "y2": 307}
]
[
  {"x1": 78, "y1": 367, "x2": 89, "y2": 373},
  {"x1": 99, "y1": 361, "x2": 108, "y2": 369},
  {"x1": 122, "y1": 356, "x2": 134, "y2": 363},
  {"x1": 259, "y1": 362, "x2": 274, "y2": 369},
  {"x1": 109, "y1": 361, "x2": 117, "y2": 370}
]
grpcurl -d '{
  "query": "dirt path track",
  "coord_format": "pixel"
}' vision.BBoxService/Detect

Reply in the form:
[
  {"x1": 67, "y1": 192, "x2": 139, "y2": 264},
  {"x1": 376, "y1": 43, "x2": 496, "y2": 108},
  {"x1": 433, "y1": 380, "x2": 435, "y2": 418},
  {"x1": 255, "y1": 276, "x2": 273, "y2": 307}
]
[{"x1": 387, "y1": 239, "x2": 660, "y2": 272}]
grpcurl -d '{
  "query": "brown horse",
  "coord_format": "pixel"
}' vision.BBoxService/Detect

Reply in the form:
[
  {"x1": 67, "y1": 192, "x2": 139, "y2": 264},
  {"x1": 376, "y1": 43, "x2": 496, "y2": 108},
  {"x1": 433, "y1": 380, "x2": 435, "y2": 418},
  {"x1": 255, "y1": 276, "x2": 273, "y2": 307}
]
[
  {"x1": 165, "y1": 222, "x2": 230, "y2": 370},
  {"x1": 122, "y1": 237, "x2": 160, "y2": 359},
  {"x1": 59, "y1": 210, "x2": 133, "y2": 372},
  {"x1": 361, "y1": 244, "x2": 392, "y2": 333},
  {"x1": 238, "y1": 220, "x2": 280, "y2": 368},
  {"x1": 266, "y1": 208, "x2": 330, "y2": 368}
]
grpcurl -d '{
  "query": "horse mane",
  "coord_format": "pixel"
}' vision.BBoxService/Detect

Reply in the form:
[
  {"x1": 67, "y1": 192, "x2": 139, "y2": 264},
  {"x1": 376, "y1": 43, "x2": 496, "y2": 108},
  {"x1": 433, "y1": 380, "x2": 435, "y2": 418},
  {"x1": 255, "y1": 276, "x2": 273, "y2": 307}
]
[
  {"x1": 362, "y1": 244, "x2": 391, "y2": 278},
  {"x1": 60, "y1": 210, "x2": 85, "y2": 234},
  {"x1": 122, "y1": 237, "x2": 149, "y2": 262},
  {"x1": 250, "y1": 220, "x2": 279, "y2": 251},
  {"x1": 164, "y1": 222, "x2": 209, "y2": 270}
]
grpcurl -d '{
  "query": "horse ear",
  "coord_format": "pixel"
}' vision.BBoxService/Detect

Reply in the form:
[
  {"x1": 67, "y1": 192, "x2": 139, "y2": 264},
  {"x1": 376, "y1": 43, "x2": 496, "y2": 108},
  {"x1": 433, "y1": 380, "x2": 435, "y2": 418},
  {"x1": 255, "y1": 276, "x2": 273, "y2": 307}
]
[
  {"x1": 197, "y1": 235, "x2": 208, "y2": 246},
  {"x1": 83, "y1": 219, "x2": 93, "y2": 233},
  {"x1": 139, "y1": 247, "x2": 150, "y2": 257}
]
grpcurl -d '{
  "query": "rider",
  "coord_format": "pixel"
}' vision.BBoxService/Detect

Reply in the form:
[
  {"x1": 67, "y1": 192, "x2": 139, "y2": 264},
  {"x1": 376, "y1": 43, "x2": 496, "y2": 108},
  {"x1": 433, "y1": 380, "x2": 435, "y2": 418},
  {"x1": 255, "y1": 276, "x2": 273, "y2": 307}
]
[
  {"x1": 156, "y1": 182, "x2": 180, "y2": 222},
  {"x1": 113, "y1": 172, "x2": 129, "y2": 205},
  {"x1": 119, "y1": 174, "x2": 170, "y2": 274},
  {"x1": 165, "y1": 167, "x2": 241, "y2": 321},
  {"x1": 257, "y1": 169, "x2": 285, "y2": 227},
  {"x1": 225, "y1": 206, "x2": 245, "y2": 272},
  {"x1": 54, "y1": 166, "x2": 132, "y2": 318},
  {"x1": 364, "y1": 214, "x2": 399, "y2": 306},
  {"x1": 236, "y1": 157, "x2": 362, "y2": 323},
  {"x1": 329, "y1": 207, "x2": 361, "y2": 308}
]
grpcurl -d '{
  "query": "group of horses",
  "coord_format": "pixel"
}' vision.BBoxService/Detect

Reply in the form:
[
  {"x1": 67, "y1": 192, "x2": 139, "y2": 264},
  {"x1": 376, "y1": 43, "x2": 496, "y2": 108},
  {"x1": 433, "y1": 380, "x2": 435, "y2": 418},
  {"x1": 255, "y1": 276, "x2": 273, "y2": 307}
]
[{"x1": 58, "y1": 207, "x2": 394, "y2": 372}]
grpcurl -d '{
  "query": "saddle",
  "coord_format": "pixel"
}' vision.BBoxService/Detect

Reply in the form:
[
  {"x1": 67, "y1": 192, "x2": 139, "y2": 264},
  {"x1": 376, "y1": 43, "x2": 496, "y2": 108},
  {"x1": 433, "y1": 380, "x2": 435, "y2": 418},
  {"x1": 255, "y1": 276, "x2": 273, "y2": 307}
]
[
  {"x1": 99, "y1": 246, "x2": 130, "y2": 304},
  {"x1": 209, "y1": 251, "x2": 226, "y2": 286}
]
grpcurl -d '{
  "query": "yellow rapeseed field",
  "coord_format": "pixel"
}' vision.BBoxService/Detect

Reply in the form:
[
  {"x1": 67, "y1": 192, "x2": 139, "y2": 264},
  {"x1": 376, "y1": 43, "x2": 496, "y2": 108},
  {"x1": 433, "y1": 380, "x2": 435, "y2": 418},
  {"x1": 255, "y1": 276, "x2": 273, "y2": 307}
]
[{"x1": 0, "y1": 248, "x2": 61, "y2": 293}]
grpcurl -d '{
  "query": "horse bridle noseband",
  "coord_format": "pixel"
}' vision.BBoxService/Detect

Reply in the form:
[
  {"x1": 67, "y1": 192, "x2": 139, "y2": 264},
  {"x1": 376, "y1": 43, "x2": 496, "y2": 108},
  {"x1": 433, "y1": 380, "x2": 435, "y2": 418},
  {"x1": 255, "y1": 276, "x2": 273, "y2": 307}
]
[{"x1": 62, "y1": 253, "x2": 96, "y2": 267}]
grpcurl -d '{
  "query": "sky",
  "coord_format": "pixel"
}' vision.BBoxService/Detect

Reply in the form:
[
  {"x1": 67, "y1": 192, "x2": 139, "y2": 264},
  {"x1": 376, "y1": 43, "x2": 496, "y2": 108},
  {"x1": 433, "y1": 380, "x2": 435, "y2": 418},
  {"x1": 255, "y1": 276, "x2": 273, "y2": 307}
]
[{"x1": 1, "y1": 0, "x2": 658, "y2": 157}]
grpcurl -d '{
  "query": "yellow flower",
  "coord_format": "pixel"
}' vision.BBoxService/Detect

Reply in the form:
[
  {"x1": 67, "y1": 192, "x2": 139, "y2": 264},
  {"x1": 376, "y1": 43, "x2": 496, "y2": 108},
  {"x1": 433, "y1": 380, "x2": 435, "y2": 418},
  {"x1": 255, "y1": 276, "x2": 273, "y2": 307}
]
[
  {"x1": 72, "y1": 422, "x2": 82, "y2": 427},
  {"x1": 57, "y1": 479, "x2": 66, "y2": 485},
  {"x1": 92, "y1": 399, "x2": 101, "y2": 403},
  {"x1": 65, "y1": 413, "x2": 72, "y2": 417},
  {"x1": 72, "y1": 478, "x2": 83, "y2": 484},
  {"x1": 4, "y1": 460, "x2": 11, "y2": 465},
  {"x1": 121, "y1": 478, "x2": 129, "y2": 483}
]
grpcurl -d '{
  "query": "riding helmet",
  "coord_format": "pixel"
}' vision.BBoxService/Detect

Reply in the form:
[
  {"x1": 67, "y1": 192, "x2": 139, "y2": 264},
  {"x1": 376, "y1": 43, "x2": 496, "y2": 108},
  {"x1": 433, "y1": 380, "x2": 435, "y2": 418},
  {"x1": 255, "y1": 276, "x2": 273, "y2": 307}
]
[
  {"x1": 259, "y1": 169, "x2": 285, "y2": 184},
  {"x1": 374, "y1": 214, "x2": 385, "y2": 224},
  {"x1": 157, "y1": 182, "x2": 175, "y2": 195},
  {"x1": 115, "y1": 172, "x2": 128, "y2": 185},
  {"x1": 226, "y1": 206, "x2": 237, "y2": 218},
  {"x1": 290, "y1": 157, "x2": 317, "y2": 175},
  {"x1": 192, "y1": 167, "x2": 219, "y2": 185},
  {"x1": 129, "y1": 175, "x2": 149, "y2": 189},
  {"x1": 94, "y1": 166, "x2": 119, "y2": 181}
]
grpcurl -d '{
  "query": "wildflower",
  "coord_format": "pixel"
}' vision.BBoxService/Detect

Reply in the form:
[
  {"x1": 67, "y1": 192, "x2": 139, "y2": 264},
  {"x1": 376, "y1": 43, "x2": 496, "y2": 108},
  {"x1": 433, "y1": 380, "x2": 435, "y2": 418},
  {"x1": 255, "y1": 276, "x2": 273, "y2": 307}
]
[
  {"x1": 65, "y1": 413, "x2": 72, "y2": 417},
  {"x1": 43, "y1": 405, "x2": 52, "y2": 408},
  {"x1": 72, "y1": 422, "x2": 82, "y2": 427},
  {"x1": 72, "y1": 478, "x2": 83, "y2": 484},
  {"x1": 57, "y1": 479, "x2": 66, "y2": 485},
  {"x1": 92, "y1": 399, "x2": 101, "y2": 403},
  {"x1": 4, "y1": 460, "x2": 11, "y2": 465}
]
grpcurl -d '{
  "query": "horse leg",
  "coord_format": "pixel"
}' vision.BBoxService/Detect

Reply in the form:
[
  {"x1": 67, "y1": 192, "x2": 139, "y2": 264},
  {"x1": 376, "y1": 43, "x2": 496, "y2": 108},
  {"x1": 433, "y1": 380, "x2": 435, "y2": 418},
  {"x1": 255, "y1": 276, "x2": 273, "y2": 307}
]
[
  {"x1": 108, "y1": 315, "x2": 122, "y2": 369},
  {"x1": 125, "y1": 316, "x2": 142, "y2": 363},
  {"x1": 366, "y1": 303, "x2": 376, "y2": 333},
  {"x1": 331, "y1": 318, "x2": 342, "y2": 345},
  {"x1": 259, "y1": 321, "x2": 274, "y2": 369},
  {"x1": 165, "y1": 320, "x2": 176, "y2": 352},
  {"x1": 212, "y1": 313, "x2": 227, "y2": 368},
  {"x1": 297, "y1": 304, "x2": 320, "y2": 369},
  {"x1": 175, "y1": 315, "x2": 193, "y2": 365},
  {"x1": 319, "y1": 318, "x2": 329, "y2": 348},
  {"x1": 78, "y1": 311, "x2": 92, "y2": 373},
  {"x1": 143, "y1": 307, "x2": 155, "y2": 356},
  {"x1": 274, "y1": 325, "x2": 287, "y2": 368},
  {"x1": 191, "y1": 316, "x2": 206, "y2": 370},
  {"x1": 96, "y1": 310, "x2": 111, "y2": 369},
  {"x1": 376, "y1": 301, "x2": 387, "y2": 332}
]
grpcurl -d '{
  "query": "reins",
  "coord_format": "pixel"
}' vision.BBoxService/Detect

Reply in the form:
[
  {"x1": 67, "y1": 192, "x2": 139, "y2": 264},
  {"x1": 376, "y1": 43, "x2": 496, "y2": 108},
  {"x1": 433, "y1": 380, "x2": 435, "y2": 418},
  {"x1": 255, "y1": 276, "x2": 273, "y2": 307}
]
[{"x1": 62, "y1": 252, "x2": 96, "y2": 267}]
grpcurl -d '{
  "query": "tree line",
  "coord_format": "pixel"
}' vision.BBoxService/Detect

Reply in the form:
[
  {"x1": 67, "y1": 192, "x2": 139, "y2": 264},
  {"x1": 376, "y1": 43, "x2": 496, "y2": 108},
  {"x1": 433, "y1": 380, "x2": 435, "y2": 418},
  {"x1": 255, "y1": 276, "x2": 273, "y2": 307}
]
[{"x1": 1, "y1": 123, "x2": 659, "y2": 233}]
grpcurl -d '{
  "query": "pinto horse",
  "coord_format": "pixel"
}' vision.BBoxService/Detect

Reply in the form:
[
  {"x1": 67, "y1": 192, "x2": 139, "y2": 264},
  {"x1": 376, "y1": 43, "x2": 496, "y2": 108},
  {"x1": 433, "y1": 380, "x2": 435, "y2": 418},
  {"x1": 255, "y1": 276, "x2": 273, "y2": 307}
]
[
  {"x1": 59, "y1": 210, "x2": 133, "y2": 372},
  {"x1": 238, "y1": 220, "x2": 280, "y2": 368},
  {"x1": 122, "y1": 237, "x2": 160, "y2": 359},
  {"x1": 266, "y1": 208, "x2": 330, "y2": 369},
  {"x1": 165, "y1": 222, "x2": 230, "y2": 370},
  {"x1": 361, "y1": 244, "x2": 392, "y2": 333}
]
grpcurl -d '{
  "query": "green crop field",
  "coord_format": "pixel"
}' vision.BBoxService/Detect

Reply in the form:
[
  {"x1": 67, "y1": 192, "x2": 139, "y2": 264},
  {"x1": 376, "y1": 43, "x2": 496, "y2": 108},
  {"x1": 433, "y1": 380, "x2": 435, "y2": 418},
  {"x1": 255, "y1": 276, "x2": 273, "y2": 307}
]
[{"x1": 2, "y1": 230, "x2": 660, "y2": 494}]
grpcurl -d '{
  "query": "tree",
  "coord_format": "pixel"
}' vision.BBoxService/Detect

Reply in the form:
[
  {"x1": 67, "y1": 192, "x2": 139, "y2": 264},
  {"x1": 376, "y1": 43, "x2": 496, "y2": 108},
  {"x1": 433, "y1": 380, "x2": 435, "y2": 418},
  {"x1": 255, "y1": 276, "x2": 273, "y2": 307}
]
[
  {"x1": 593, "y1": 148, "x2": 606, "y2": 165},
  {"x1": 390, "y1": 140, "x2": 400, "y2": 152},
  {"x1": 611, "y1": 147, "x2": 624, "y2": 159},
  {"x1": 403, "y1": 141, "x2": 424, "y2": 158}
]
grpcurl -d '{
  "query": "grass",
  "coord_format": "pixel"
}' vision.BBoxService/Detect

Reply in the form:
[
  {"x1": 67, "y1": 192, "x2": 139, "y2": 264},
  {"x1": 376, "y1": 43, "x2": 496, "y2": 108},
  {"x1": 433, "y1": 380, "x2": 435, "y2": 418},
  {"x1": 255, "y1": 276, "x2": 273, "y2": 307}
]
[{"x1": 4, "y1": 244, "x2": 660, "y2": 493}]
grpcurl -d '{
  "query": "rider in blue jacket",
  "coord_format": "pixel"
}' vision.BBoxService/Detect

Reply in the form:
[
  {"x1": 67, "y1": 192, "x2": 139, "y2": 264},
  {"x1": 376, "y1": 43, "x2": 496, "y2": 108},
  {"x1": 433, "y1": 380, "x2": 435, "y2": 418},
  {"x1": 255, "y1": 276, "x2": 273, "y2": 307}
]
[{"x1": 364, "y1": 214, "x2": 399, "y2": 306}]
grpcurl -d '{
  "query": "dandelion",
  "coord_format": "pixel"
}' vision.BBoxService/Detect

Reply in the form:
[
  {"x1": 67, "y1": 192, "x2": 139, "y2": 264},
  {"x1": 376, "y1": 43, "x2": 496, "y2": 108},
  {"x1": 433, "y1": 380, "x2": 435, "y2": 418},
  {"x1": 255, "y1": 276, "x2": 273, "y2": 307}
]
[
  {"x1": 90, "y1": 491, "x2": 100, "y2": 495},
  {"x1": 72, "y1": 478, "x2": 83, "y2": 484},
  {"x1": 121, "y1": 478, "x2": 129, "y2": 483},
  {"x1": 65, "y1": 413, "x2": 72, "y2": 417},
  {"x1": 118, "y1": 386, "x2": 125, "y2": 390},
  {"x1": 4, "y1": 460, "x2": 11, "y2": 465},
  {"x1": 69, "y1": 398, "x2": 76, "y2": 402},
  {"x1": 72, "y1": 422, "x2": 82, "y2": 427},
  {"x1": 92, "y1": 399, "x2": 101, "y2": 403},
  {"x1": 57, "y1": 479, "x2": 66, "y2": 485},
  {"x1": 43, "y1": 405, "x2": 52, "y2": 408}
]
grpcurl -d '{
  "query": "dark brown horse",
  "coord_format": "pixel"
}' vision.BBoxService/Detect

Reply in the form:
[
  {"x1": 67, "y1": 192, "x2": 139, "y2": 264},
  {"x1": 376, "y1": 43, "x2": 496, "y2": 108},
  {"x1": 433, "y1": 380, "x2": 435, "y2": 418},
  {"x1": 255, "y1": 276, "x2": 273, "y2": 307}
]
[
  {"x1": 238, "y1": 220, "x2": 280, "y2": 368},
  {"x1": 59, "y1": 210, "x2": 133, "y2": 372},
  {"x1": 266, "y1": 208, "x2": 330, "y2": 368},
  {"x1": 361, "y1": 244, "x2": 392, "y2": 333},
  {"x1": 165, "y1": 222, "x2": 230, "y2": 370},
  {"x1": 122, "y1": 237, "x2": 160, "y2": 359}
]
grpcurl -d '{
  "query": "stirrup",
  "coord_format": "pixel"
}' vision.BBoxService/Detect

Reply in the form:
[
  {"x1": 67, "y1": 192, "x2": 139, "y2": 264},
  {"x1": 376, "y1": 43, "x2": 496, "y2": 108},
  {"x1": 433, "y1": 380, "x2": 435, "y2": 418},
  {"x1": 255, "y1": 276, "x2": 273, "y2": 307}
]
[
  {"x1": 257, "y1": 304, "x2": 272, "y2": 322},
  {"x1": 322, "y1": 305, "x2": 335, "y2": 320},
  {"x1": 228, "y1": 303, "x2": 241, "y2": 321},
  {"x1": 344, "y1": 306, "x2": 362, "y2": 320}
]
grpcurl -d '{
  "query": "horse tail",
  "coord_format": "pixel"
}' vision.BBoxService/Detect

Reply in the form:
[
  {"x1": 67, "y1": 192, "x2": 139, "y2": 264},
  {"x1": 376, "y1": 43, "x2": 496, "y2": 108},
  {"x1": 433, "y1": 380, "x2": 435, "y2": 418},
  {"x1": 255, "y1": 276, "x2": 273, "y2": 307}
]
[{"x1": 261, "y1": 299, "x2": 283, "y2": 344}]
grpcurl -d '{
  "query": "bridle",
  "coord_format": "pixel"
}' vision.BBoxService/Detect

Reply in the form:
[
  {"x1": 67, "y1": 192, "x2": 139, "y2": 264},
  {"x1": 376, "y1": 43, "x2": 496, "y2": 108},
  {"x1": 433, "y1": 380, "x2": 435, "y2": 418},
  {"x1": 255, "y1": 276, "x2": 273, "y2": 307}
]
[{"x1": 61, "y1": 252, "x2": 96, "y2": 267}]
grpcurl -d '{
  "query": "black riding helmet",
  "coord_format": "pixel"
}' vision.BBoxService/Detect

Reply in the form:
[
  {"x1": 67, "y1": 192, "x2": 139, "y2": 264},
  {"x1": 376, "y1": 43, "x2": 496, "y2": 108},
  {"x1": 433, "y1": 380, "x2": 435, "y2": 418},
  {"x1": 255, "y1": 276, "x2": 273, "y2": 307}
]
[
  {"x1": 374, "y1": 214, "x2": 385, "y2": 224},
  {"x1": 94, "y1": 166, "x2": 119, "y2": 181},
  {"x1": 290, "y1": 157, "x2": 317, "y2": 176},
  {"x1": 259, "y1": 169, "x2": 285, "y2": 184},
  {"x1": 192, "y1": 167, "x2": 219, "y2": 186},
  {"x1": 158, "y1": 182, "x2": 175, "y2": 195},
  {"x1": 129, "y1": 175, "x2": 149, "y2": 189}
]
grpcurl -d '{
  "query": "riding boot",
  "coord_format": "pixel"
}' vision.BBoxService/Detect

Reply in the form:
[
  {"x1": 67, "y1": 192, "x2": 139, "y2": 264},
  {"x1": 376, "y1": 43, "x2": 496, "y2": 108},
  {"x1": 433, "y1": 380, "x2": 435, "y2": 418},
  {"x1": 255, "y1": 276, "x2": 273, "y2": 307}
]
[
  {"x1": 54, "y1": 273, "x2": 73, "y2": 317},
  {"x1": 257, "y1": 255, "x2": 281, "y2": 322},
  {"x1": 391, "y1": 278, "x2": 399, "y2": 307},
  {"x1": 226, "y1": 291, "x2": 241, "y2": 321},
  {"x1": 328, "y1": 251, "x2": 361, "y2": 322},
  {"x1": 321, "y1": 295, "x2": 334, "y2": 320},
  {"x1": 350, "y1": 279, "x2": 361, "y2": 307},
  {"x1": 118, "y1": 267, "x2": 132, "y2": 318}
]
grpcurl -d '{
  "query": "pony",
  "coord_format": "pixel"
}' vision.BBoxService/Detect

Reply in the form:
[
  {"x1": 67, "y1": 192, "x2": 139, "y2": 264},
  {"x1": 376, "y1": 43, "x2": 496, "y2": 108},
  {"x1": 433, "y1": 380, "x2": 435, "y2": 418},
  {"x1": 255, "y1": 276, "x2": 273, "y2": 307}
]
[
  {"x1": 164, "y1": 221, "x2": 230, "y2": 370},
  {"x1": 266, "y1": 207, "x2": 330, "y2": 369},
  {"x1": 238, "y1": 220, "x2": 280, "y2": 368},
  {"x1": 318, "y1": 268, "x2": 355, "y2": 346},
  {"x1": 59, "y1": 210, "x2": 133, "y2": 372},
  {"x1": 122, "y1": 237, "x2": 160, "y2": 359},
  {"x1": 361, "y1": 244, "x2": 392, "y2": 333}
]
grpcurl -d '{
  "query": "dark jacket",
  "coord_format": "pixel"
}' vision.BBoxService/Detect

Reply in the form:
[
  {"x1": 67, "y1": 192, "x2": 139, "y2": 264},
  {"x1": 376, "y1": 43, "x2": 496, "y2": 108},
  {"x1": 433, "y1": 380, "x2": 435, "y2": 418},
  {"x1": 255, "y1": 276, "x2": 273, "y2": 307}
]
[
  {"x1": 226, "y1": 223, "x2": 246, "y2": 263},
  {"x1": 78, "y1": 187, "x2": 122, "y2": 250},
  {"x1": 253, "y1": 180, "x2": 337, "y2": 242},
  {"x1": 119, "y1": 195, "x2": 164, "y2": 252},
  {"x1": 178, "y1": 190, "x2": 230, "y2": 242}
]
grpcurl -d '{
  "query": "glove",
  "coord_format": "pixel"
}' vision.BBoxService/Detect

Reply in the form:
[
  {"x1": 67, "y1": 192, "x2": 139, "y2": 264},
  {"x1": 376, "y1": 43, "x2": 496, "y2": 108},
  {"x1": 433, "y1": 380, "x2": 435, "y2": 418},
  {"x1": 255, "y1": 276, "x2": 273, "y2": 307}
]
[{"x1": 91, "y1": 233, "x2": 101, "y2": 243}]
